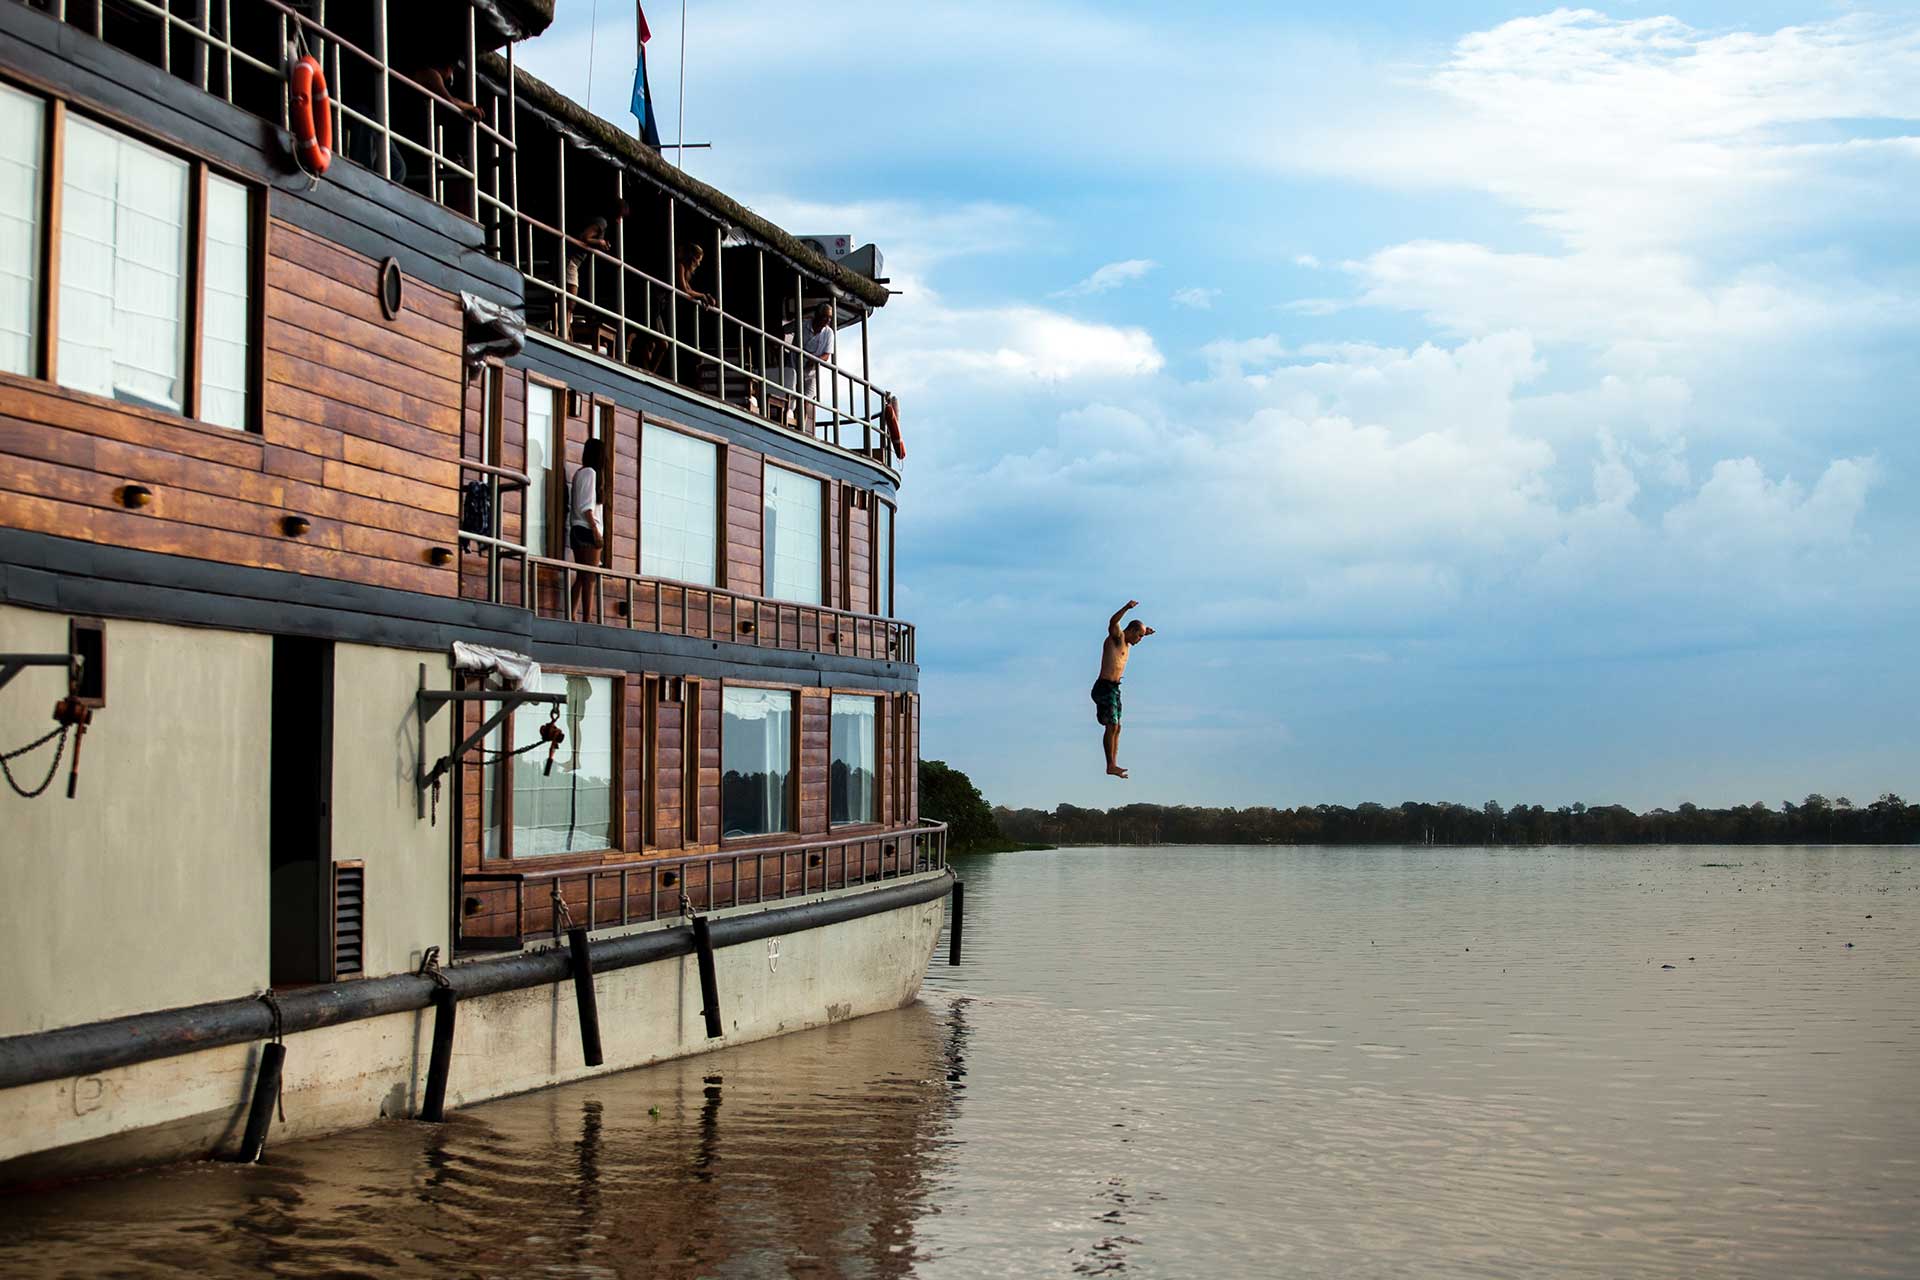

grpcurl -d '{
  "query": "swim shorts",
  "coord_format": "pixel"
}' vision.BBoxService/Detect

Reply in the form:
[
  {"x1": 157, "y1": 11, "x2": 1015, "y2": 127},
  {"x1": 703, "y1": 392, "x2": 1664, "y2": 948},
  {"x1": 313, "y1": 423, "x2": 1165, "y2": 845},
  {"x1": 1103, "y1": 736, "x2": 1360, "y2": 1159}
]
[{"x1": 1091, "y1": 678, "x2": 1122, "y2": 727}]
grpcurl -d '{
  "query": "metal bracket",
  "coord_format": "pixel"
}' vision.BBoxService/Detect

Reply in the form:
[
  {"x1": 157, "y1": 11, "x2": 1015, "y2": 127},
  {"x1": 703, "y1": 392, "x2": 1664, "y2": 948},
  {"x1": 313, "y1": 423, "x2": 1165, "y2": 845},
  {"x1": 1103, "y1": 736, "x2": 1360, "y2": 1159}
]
[
  {"x1": 0, "y1": 653, "x2": 74, "y2": 696},
  {"x1": 415, "y1": 663, "x2": 566, "y2": 818}
]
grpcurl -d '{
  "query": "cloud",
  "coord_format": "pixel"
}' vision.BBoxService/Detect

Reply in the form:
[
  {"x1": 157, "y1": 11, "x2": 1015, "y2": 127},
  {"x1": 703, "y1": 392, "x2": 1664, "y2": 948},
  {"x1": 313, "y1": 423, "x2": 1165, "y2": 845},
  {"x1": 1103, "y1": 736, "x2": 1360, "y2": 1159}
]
[
  {"x1": 1293, "y1": 254, "x2": 1322, "y2": 269},
  {"x1": 1171, "y1": 287, "x2": 1220, "y2": 310},
  {"x1": 1055, "y1": 258, "x2": 1159, "y2": 298}
]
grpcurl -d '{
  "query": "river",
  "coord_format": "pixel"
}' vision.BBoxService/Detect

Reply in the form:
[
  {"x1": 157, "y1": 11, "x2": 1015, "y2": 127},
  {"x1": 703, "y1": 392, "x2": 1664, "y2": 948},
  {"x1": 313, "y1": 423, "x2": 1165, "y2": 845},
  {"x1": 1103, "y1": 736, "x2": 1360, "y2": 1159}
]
[{"x1": 1, "y1": 845, "x2": 1914, "y2": 1277}]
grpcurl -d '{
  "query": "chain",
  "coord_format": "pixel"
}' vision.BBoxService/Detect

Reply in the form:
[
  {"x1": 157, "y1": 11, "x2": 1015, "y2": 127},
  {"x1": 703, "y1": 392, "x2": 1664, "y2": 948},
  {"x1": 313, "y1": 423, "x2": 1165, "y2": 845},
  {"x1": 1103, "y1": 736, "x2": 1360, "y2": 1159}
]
[{"x1": 1, "y1": 724, "x2": 68, "y2": 799}]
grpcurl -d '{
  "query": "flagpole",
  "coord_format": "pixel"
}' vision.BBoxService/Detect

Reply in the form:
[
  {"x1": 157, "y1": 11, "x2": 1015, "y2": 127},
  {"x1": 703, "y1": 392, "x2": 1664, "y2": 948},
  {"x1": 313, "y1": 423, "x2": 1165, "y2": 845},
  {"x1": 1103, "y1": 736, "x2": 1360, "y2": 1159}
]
[{"x1": 676, "y1": 0, "x2": 687, "y2": 169}]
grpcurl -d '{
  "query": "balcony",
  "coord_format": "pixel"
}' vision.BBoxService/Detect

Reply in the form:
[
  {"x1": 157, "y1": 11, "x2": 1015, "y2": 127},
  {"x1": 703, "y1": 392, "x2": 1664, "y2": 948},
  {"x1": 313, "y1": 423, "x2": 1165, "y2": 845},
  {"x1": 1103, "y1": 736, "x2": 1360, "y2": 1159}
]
[
  {"x1": 12, "y1": 0, "x2": 900, "y2": 472},
  {"x1": 460, "y1": 820, "x2": 948, "y2": 950},
  {"x1": 457, "y1": 456, "x2": 913, "y2": 665}
]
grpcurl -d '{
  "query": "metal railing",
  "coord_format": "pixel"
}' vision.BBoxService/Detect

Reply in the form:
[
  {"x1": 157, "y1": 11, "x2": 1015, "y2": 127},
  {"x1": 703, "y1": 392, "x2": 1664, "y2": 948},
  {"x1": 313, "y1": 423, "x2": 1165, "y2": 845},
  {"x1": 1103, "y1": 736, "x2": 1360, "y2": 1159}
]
[
  {"x1": 460, "y1": 819, "x2": 947, "y2": 949},
  {"x1": 22, "y1": 0, "x2": 513, "y2": 221},
  {"x1": 521, "y1": 208, "x2": 895, "y2": 468}
]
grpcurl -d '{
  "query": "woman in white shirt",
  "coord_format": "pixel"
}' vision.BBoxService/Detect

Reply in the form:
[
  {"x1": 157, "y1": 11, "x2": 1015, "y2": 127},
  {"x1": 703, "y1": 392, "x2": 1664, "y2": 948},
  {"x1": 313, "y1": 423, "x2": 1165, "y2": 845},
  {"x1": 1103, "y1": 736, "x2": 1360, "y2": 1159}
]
[
  {"x1": 802, "y1": 302, "x2": 835, "y2": 432},
  {"x1": 568, "y1": 437, "x2": 605, "y2": 622}
]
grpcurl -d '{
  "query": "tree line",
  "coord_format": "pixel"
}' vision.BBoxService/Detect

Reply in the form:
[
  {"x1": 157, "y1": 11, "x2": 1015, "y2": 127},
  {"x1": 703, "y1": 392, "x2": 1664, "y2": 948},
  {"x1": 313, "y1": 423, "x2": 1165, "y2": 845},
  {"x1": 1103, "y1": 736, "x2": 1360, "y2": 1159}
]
[{"x1": 990, "y1": 794, "x2": 1918, "y2": 847}]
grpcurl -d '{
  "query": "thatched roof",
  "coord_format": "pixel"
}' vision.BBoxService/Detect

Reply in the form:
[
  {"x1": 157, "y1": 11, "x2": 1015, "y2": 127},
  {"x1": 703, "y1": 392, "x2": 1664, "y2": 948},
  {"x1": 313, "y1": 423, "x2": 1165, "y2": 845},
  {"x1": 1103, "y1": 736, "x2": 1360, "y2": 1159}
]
[{"x1": 484, "y1": 57, "x2": 891, "y2": 310}]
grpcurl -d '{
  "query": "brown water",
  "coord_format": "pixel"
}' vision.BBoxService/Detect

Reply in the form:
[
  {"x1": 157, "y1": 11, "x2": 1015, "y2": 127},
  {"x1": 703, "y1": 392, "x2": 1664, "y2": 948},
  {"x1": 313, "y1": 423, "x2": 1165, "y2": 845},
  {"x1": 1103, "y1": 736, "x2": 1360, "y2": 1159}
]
[{"x1": 1, "y1": 845, "x2": 1916, "y2": 1278}]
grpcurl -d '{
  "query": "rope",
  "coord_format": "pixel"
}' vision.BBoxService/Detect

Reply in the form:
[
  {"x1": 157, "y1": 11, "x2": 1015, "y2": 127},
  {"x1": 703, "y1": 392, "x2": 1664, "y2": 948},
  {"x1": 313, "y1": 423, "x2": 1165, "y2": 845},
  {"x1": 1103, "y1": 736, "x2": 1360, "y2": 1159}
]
[
  {"x1": 1, "y1": 724, "x2": 68, "y2": 799},
  {"x1": 473, "y1": 737, "x2": 552, "y2": 764}
]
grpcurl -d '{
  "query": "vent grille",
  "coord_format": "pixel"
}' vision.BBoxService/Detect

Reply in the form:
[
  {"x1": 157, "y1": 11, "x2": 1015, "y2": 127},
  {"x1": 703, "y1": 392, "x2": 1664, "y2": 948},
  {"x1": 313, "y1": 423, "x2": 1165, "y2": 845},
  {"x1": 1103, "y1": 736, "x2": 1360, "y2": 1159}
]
[{"x1": 332, "y1": 861, "x2": 365, "y2": 979}]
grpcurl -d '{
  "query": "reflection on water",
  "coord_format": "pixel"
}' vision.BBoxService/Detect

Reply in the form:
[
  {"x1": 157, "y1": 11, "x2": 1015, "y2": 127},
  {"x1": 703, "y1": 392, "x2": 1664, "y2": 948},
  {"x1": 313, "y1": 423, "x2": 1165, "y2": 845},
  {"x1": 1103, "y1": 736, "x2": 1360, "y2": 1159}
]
[{"x1": 2, "y1": 845, "x2": 1916, "y2": 1278}]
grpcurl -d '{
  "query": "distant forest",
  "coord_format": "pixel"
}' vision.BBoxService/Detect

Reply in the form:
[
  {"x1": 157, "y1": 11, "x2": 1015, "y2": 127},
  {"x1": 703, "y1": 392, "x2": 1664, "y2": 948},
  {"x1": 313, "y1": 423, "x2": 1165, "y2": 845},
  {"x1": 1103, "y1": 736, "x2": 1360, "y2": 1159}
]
[{"x1": 991, "y1": 794, "x2": 1919, "y2": 847}]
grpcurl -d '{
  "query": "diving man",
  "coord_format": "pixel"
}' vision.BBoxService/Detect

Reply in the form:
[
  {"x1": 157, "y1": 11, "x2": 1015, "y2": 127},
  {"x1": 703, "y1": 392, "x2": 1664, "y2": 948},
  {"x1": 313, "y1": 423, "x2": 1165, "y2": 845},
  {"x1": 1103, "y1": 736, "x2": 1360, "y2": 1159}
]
[{"x1": 1092, "y1": 600, "x2": 1154, "y2": 779}]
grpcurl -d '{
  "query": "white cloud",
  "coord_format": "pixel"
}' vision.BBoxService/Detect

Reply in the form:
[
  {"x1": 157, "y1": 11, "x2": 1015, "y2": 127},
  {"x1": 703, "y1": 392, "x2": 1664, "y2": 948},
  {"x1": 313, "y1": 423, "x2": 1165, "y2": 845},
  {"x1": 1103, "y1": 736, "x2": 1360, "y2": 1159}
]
[
  {"x1": 1293, "y1": 254, "x2": 1322, "y2": 269},
  {"x1": 1055, "y1": 258, "x2": 1158, "y2": 298},
  {"x1": 1171, "y1": 287, "x2": 1220, "y2": 310}
]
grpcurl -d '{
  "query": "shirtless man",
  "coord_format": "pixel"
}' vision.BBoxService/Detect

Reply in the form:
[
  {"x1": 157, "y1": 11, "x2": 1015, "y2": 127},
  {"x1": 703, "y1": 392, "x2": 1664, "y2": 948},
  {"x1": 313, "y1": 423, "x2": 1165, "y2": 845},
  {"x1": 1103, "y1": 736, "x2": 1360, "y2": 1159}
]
[{"x1": 1092, "y1": 601, "x2": 1154, "y2": 778}]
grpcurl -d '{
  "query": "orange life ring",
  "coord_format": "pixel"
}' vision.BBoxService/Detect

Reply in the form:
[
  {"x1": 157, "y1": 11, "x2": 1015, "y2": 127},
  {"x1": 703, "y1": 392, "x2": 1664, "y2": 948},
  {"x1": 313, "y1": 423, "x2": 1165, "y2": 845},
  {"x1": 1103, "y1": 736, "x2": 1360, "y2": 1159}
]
[
  {"x1": 288, "y1": 56, "x2": 333, "y2": 176},
  {"x1": 882, "y1": 395, "x2": 906, "y2": 461}
]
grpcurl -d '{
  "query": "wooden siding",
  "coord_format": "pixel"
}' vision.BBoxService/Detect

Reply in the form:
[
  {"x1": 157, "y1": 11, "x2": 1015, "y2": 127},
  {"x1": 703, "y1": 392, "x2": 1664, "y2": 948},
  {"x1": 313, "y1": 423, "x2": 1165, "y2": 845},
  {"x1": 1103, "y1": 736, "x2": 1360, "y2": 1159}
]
[
  {"x1": 798, "y1": 690, "x2": 830, "y2": 836},
  {"x1": 0, "y1": 220, "x2": 466, "y2": 595},
  {"x1": 695, "y1": 678, "x2": 722, "y2": 845},
  {"x1": 724, "y1": 444, "x2": 763, "y2": 593},
  {"x1": 652, "y1": 688, "x2": 684, "y2": 851},
  {"x1": 847, "y1": 500, "x2": 873, "y2": 617}
]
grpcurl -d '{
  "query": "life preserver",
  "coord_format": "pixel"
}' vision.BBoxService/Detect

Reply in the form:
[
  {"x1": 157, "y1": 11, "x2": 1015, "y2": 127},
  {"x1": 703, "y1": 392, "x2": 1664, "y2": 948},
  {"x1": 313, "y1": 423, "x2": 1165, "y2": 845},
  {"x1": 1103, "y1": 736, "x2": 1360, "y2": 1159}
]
[
  {"x1": 882, "y1": 394, "x2": 906, "y2": 461},
  {"x1": 288, "y1": 56, "x2": 333, "y2": 177}
]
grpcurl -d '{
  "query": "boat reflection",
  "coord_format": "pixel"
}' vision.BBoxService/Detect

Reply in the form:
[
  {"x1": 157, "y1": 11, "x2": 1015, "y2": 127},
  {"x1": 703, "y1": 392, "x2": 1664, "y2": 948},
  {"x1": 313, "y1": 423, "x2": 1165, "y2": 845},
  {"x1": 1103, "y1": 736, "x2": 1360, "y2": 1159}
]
[{"x1": 0, "y1": 999, "x2": 967, "y2": 1280}]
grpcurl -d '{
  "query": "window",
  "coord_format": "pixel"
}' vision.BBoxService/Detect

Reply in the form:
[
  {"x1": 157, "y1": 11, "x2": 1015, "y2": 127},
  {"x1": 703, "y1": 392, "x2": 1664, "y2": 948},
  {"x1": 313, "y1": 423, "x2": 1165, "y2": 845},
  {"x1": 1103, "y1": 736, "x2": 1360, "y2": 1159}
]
[
  {"x1": 0, "y1": 83, "x2": 43, "y2": 377},
  {"x1": 2, "y1": 94, "x2": 256, "y2": 425},
  {"x1": 763, "y1": 463, "x2": 823, "y2": 604},
  {"x1": 481, "y1": 670, "x2": 616, "y2": 857},
  {"x1": 199, "y1": 175, "x2": 252, "y2": 430},
  {"x1": 59, "y1": 114, "x2": 191, "y2": 414},
  {"x1": 831, "y1": 694, "x2": 878, "y2": 826},
  {"x1": 642, "y1": 423, "x2": 718, "y2": 585},
  {"x1": 722, "y1": 686, "x2": 793, "y2": 837},
  {"x1": 875, "y1": 500, "x2": 894, "y2": 617},
  {"x1": 525, "y1": 383, "x2": 557, "y2": 556}
]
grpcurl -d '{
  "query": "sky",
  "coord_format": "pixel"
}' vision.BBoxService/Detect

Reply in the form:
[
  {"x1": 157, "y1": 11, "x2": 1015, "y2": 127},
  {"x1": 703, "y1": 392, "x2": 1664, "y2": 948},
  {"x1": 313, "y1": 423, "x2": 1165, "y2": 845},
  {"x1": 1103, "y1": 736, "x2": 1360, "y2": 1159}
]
[{"x1": 522, "y1": 3, "x2": 1920, "y2": 813}]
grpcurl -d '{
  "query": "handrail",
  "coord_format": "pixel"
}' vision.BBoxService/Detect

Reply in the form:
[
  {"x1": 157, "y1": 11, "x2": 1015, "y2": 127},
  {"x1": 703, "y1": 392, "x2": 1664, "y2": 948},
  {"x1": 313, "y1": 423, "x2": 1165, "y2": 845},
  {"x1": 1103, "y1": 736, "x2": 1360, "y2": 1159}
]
[
  {"x1": 460, "y1": 821, "x2": 948, "y2": 949},
  {"x1": 29, "y1": 0, "x2": 512, "y2": 221},
  {"x1": 491, "y1": 547, "x2": 914, "y2": 664}
]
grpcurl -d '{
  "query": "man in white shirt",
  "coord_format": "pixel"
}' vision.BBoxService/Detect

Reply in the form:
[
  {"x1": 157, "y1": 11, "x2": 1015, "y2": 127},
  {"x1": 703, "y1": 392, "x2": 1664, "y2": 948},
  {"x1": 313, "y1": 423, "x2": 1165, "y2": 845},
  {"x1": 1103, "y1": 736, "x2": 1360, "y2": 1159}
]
[
  {"x1": 568, "y1": 437, "x2": 605, "y2": 622},
  {"x1": 802, "y1": 302, "x2": 835, "y2": 432}
]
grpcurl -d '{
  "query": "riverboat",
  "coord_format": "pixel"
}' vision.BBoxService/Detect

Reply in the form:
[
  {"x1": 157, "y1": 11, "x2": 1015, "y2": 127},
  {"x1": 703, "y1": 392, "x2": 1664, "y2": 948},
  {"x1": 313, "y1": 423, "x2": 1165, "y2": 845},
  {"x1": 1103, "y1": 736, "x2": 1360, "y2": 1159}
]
[{"x1": 0, "y1": 0, "x2": 949, "y2": 1185}]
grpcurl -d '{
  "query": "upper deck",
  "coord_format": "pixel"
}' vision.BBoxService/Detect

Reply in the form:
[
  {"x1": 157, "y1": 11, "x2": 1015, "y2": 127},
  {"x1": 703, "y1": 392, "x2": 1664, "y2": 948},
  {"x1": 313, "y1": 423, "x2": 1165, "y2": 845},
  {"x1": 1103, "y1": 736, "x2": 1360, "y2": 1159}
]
[{"x1": 0, "y1": 0, "x2": 909, "y2": 666}]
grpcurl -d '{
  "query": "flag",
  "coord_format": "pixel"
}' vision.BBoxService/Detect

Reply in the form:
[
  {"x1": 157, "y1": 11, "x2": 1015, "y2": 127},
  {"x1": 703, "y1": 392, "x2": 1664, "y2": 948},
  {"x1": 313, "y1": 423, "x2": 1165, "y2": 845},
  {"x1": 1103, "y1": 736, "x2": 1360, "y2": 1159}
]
[{"x1": 631, "y1": 3, "x2": 662, "y2": 150}]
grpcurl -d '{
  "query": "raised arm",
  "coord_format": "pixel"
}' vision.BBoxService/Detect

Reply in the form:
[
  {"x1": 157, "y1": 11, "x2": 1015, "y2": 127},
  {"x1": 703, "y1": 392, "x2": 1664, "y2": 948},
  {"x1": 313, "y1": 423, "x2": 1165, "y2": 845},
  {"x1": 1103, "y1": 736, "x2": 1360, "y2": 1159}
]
[{"x1": 1108, "y1": 599, "x2": 1138, "y2": 640}]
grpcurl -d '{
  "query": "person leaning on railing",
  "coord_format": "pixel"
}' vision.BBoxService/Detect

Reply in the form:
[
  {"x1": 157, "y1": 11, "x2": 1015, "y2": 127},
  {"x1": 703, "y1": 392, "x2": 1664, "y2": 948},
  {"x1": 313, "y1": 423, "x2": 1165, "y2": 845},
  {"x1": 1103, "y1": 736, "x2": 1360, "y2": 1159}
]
[
  {"x1": 634, "y1": 242, "x2": 716, "y2": 378},
  {"x1": 567, "y1": 202, "x2": 627, "y2": 339}
]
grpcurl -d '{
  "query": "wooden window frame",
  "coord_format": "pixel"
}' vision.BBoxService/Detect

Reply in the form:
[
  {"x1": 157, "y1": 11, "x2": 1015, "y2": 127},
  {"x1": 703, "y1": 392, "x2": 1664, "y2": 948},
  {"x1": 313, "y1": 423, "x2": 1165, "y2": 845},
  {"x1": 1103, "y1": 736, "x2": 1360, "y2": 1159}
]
[
  {"x1": 590, "y1": 396, "x2": 616, "y2": 569},
  {"x1": 872, "y1": 495, "x2": 895, "y2": 618},
  {"x1": 716, "y1": 680, "x2": 803, "y2": 845},
  {"x1": 482, "y1": 665, "x2": 627, "y2": 865},
  {"x1": 5, "y1": 76, "x2": 266, "y2": 433},
  {"x1": 637, "y1": 413, "x2": 727, "y2": 589}
]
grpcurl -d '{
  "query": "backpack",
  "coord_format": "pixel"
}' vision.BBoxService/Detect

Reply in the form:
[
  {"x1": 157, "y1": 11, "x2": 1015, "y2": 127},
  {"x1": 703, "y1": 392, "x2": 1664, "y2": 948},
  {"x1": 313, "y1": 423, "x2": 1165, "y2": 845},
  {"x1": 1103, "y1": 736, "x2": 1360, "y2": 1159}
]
[{"x1": 460, "y1": 479, "x2": 493, "y2": 551}]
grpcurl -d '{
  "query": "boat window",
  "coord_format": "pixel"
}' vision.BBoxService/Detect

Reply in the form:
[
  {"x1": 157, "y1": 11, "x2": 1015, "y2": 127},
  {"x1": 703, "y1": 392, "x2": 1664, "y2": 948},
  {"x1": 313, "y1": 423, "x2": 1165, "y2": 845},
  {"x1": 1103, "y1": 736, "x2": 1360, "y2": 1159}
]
[
  {"x1": 762, "y1": 463, "x2": 823, "y2": 604},
  {"x1": 482, "y1": 670, "x2": 616, "y2": 858},
  {"x1": 830, "y1": 694, "x2": 878, "y2": 826},
  {"x1": 0, "y1": 83, "x2": 44, "y2": 378},
  {"x1": 641, "y1": 423, "x2": 718, "y2": 585},
  {"x1": 722, "y1": 686, "x2": 794, "y2": 837},
  {"x1": 874, "y1": 500, "x2": 894, "y2": 617},
  {"x1": 525, "y1": 383, "x2": 558, "y2": 557},
  {"x1": 58, "y1": 114, "x2": 191, "y2": 414},
  {"x1": 199, "y1": 174, "x2": 253, "y2": 430}
]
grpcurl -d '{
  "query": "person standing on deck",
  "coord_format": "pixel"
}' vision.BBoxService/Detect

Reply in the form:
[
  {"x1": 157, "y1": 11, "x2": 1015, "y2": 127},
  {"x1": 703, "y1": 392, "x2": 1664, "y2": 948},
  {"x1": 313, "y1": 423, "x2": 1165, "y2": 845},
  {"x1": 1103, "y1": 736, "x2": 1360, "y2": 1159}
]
[
  {"x1": 568, "y1": 438, "x2": 605, "y2": 622},
  {"x1": 1092, "y1": 601, "x2": 1154, "y2": 778},
  {"x1": 802, "y1": 302, "x2": 836, "y2": 433}
]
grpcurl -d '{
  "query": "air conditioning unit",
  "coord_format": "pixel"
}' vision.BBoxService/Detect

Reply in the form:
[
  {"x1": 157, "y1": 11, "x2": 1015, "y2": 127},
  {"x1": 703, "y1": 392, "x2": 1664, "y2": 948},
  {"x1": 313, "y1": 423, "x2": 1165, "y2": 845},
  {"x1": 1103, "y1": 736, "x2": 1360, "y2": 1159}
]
[
  {"x1": 839, "y1": 244, "x2": 884, "y2": 281},
  {"x1": 797, "y1": 234, "x2": 853, "y2": 261}
]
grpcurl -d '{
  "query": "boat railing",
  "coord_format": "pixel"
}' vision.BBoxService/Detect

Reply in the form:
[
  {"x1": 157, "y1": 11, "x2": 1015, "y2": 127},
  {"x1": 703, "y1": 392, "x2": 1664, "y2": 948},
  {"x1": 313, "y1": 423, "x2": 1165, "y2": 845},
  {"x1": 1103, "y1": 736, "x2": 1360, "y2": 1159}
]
[
  {"x1": 22, "y1": 0, "x2": 515, "y2": 224},
  {"x1": 519, "y1": 210, "x2": 896, "y2": 468},
  {"x1": 456, "y1": 516, "x2": 914, "y2": 665},
  {"x1": 460, "y1": 820, "x2": 948, "y2": 950}
]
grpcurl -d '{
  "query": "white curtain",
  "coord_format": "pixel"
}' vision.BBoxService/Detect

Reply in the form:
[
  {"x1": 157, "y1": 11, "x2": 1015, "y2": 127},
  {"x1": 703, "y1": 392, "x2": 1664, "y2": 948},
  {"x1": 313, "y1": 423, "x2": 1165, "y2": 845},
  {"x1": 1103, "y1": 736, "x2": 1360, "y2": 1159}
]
[
  {"x1": 763, "y1": 464, "x2": 823, "y2": 604},
  {"x1": 58, "y1": 116, "x2": 188, "y2": 413},
  {"x1": 641, "y1": 423, "x2": 719, "y2": 585},
  {"x1": 831, "y1": 695, "x2": 877, "y2": 825},
  {"x1": 723, "y1": 687, "x2": 793, "y2": 836},
  {"x1": 0, "y1": 84, "x2": 43, "y2": 377},
  {"x1": 199, "y1": 174, "x2": 251, "y2": 430}
]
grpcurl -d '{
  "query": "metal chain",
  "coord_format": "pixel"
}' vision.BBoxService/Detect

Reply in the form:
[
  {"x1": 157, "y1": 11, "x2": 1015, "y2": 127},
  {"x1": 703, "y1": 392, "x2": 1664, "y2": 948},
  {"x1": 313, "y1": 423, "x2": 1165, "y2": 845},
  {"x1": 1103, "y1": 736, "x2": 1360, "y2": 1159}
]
[{"x1": 0, "y1": 724, "x2": 68, "y2": 799}]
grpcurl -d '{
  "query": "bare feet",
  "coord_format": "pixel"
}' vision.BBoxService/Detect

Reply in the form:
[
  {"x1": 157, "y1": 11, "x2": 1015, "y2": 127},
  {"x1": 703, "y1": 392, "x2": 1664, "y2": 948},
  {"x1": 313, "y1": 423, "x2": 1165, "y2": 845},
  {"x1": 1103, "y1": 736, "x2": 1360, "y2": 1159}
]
[{"x1": 1107, "y1": 764, "x2": 1128, "y2": 779}]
